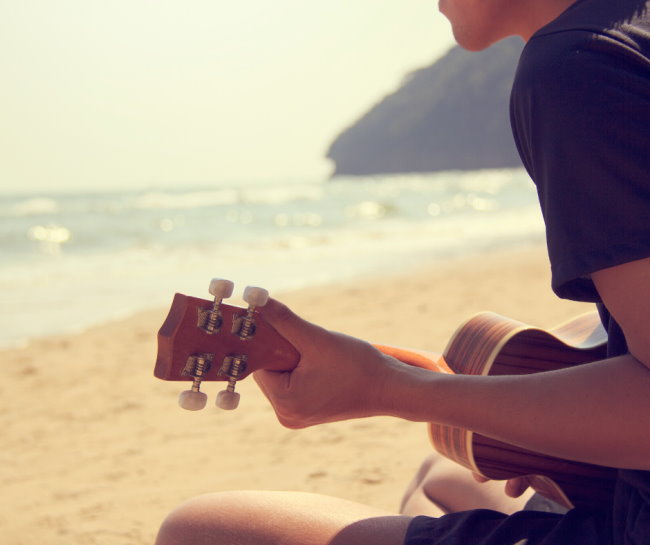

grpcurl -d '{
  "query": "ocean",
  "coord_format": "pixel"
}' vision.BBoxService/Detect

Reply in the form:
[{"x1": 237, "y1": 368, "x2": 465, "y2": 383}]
[{"x1": 0, "y1": 168, "x2": 545, "y2": 348}]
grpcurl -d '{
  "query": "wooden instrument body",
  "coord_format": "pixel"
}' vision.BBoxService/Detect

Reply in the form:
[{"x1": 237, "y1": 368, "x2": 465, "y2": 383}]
[
  {"x1": 428, "y1": 312, "x2": 616, "y2": 509},
  {"x1": 156, "y1": 293, "x2": 617, "y2": 509}
]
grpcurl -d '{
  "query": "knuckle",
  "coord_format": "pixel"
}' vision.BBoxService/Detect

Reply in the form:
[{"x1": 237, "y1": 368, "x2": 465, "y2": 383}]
[
  {"x1": 277, "y1": 415, "x2": 306, "y2": 430},
  {"x1": 271, "y1": 299, "x2": 296, "y2": 324}
]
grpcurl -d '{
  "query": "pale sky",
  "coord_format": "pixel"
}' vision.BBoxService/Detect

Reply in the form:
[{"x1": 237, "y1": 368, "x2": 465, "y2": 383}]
[{"x1": 0, "y1": 0, "x2": 454, "y2": 193}]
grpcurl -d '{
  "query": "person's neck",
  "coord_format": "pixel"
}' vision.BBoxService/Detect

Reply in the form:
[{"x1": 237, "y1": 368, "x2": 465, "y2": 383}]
[{"x1": 517, "y1": 0, "x2": 580, "y2": 40}]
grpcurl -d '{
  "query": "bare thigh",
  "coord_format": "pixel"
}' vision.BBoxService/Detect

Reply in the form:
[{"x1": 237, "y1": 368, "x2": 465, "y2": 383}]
[{"x1": 155, "y1": 490, "x2": 413, "y2": 545}]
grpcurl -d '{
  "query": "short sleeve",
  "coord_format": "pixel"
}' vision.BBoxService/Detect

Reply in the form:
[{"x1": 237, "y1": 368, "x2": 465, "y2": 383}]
[{"x1": 510, "y1": 30, "x2": 650, "y2": 302}]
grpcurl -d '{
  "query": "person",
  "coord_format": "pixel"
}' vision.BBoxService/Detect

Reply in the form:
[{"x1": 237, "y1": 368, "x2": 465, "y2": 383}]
[{"x1": 155, "y1": 0, "x2": 650, "y2": 543}]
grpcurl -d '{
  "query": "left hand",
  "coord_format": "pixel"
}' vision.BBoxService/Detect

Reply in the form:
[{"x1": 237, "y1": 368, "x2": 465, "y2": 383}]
[
  {"x1": 473, "y1": 473, "x2": 532, "y2": 498},
  {"x1": 254, "y1": 298, "x2": 410, "y2": 428}
]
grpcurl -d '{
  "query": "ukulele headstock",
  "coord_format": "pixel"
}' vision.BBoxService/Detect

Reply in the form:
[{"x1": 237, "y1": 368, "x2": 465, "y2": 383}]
[{"x1": 155, "y1": 278, "x2": 299, "y2": 411}]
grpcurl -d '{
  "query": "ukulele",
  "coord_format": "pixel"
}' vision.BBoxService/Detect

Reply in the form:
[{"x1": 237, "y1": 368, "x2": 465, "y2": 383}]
[{"x1": 155, "y1": 278, "x2": 617, "y2": 510}]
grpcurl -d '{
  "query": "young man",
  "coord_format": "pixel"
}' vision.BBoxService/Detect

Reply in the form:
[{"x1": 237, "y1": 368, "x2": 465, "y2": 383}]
[{"x1": 155, "y1": 0, "x2": 650, "y2": 543}]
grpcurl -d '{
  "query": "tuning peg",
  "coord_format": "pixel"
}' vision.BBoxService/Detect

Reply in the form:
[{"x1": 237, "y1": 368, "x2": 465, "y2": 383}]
[
  {"x1": 243, "y1": 286, "x2": 269, "y2": 307},
  {"x1": 178, "y1": 389, "x2": 208, "y2": 411},
  {"x1": 214, "y1": 355, "x2": 246, "y2": 411},
  {"x1": 178, "y1": 354, "x2": 211, "y2": 411},
  {"x1": 204, "y1": 278, "x2": 234, "y2": 334},
  {"x1": 209, "y1": 278, "x2": 234, "y2": 299},
  {"x1": 235, "y1": 286, "x2": 269, "y2": 340},
  {"x1": 216, "y1": 389, "x2": 240, "y2": 410}
]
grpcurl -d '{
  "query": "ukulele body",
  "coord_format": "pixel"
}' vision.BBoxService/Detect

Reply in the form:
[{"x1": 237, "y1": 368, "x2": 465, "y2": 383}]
[{"x1": 385, "y1": 312, "x2": 616, "y2": 510}]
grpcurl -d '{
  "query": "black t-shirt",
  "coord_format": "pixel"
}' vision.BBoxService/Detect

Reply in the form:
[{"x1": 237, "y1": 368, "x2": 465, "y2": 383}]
[
  {"x1": 510, "y1": 0, "x2": 650, "y2": 303},
  {"x1": 511, "y1": 0, "x2": 650, "y2": 543}
]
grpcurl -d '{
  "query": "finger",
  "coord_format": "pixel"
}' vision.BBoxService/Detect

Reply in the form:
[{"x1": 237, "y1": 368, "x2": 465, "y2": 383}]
[
  {"x1": 505, "y1": 477, "x2": 530, "y2": 498},
  {"x1": 260, "y1": 298, "x2": 325, "y2": 349},
  {"x1": 472, "y1": 473, "x2": 490, "y2": 483},
  {"x1": 253, "y1": 370, "x2": 308, "y2": 429},
  {"x1": 253, "y1": 369, "x2": 291, "y2": 396}
]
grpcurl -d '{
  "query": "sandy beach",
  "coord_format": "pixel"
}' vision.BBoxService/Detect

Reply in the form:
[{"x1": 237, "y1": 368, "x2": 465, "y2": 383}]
[{"x1": 0, "y1": 244, "x2": 595, "y2": 545}]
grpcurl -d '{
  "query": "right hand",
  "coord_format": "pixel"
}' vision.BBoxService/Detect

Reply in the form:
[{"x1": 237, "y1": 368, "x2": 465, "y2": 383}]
[{"x1": 254, "y1": 298, "x2": 411, "y2": 428}]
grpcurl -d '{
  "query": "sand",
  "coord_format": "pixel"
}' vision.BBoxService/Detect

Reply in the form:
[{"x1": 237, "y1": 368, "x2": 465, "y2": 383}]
[{"x1": 0, "y1": 244, "x2": 595, "y2": 545}]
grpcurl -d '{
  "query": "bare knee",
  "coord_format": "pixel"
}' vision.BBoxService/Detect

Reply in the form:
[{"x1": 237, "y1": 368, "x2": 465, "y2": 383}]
[
  {"x1": 155, "y1": 491, "x2": 251, "y2": 545},
  {"x1": 155, "y1": 494, "x2": 210, "y2": 545},
  {"x1": 155, "y1": 490, "x2": 412, "y2": 545},
  {"x1": 400, "y1": 453, "x2": 448, "y2": 516}
]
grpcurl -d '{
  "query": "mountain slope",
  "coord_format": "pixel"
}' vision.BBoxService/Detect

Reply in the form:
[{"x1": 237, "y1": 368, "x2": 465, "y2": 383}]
[{"x1": 326, "y1": 37, "x2": 525, "y2": 176}]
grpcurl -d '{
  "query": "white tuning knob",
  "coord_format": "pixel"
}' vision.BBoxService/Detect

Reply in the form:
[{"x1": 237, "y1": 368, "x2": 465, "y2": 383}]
[
  {"x1": 243, "y1": 286, "x2": 269, "y2": 307},
  {"x1": 216, "y1": 389, "x2": 240, "y2": 410},
  {"x1": 178, "y1": 389, "x2": 208, "y2": 411},
  {"x1": 209, "y1": 278, "x2": 234, "y2": 299}
]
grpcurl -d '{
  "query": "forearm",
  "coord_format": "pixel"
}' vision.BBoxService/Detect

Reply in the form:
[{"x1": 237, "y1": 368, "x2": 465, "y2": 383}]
[
  {"x1": 385, "y1": 354, "x2": 650, "y2": 470},
  {"x1": 257, "y1": 297, "x2": 650, "y2": 470}
]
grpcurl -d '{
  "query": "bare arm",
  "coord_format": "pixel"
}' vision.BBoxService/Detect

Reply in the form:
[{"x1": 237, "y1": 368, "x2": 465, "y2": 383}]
[
  {"x1": 387, "y1": 352, "x2": 650, "y2": 469},
  {"x1": 255, "y1": 257, "x2": 650, "y2": 470},
  {"x1": 417, "y1": 257, "x2": 650, "y2": 469}
]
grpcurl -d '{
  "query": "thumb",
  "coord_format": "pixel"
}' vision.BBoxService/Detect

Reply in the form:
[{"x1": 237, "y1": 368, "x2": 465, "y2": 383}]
[
  {"x1": 260, "y1": 297, "x2": 325, "y2": 350},
  {"x1": 505, "y1": 476, "x2": 531, "y2": 498}
]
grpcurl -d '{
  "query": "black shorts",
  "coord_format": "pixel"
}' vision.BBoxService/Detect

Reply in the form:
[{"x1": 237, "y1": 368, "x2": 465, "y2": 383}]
[{"x1": 404, "y1": 507, "x2": 611, "y2": 545}]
